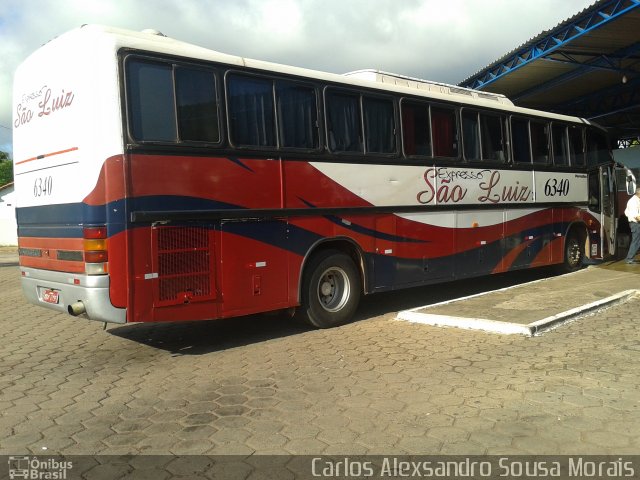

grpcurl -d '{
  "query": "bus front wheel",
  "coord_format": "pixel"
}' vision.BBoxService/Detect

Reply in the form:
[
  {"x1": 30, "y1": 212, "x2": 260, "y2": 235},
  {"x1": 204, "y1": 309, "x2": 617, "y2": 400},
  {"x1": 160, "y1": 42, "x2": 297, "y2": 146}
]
[
  {"x1": 297, "y1": 250, "x2": 361, "y2": 328},
  {"x1": 557, "y1": 232, "x2": 584, "y2": 273}
]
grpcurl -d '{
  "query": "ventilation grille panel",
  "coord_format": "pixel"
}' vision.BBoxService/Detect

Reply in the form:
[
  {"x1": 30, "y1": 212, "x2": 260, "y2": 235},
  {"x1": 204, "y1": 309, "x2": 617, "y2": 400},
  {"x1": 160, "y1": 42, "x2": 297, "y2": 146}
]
[{"x1": 154, "y1": 226, "x2": 215, "y2": 305}]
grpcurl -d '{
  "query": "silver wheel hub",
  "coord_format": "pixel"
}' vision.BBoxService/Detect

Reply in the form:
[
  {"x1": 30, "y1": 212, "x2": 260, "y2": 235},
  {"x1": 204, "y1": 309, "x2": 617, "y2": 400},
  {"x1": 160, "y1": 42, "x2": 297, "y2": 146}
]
[{"x1": 317, "y1": 267, "x2": 350, "y2": 313}]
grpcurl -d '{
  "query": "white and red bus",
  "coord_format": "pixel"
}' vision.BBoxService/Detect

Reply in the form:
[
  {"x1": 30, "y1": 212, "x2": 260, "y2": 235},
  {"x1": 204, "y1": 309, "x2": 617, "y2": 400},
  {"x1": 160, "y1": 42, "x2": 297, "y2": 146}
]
[{"x1": 13, "y1": 25, "x2": 625, "y2": 328}]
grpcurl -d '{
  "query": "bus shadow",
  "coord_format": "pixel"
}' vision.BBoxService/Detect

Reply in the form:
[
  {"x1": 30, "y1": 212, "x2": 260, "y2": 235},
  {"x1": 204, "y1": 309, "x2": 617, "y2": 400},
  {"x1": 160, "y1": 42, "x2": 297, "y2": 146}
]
[
  {"x1": 356, "y1": 266, "x2": 561, "y2": 318},
  {"x1": 107, "y1": 313, "x2": 313, "y2": 356},
  {"x1": 108, "y1": 266, "x2": 560, "y2": 355}
]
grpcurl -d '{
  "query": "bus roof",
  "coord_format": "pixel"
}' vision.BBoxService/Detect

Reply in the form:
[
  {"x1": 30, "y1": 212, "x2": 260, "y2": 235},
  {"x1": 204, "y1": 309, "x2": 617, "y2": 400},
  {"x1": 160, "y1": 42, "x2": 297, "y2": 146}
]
[{"x1": 43, "y1": 25, "x2": 592, "y2": 125}]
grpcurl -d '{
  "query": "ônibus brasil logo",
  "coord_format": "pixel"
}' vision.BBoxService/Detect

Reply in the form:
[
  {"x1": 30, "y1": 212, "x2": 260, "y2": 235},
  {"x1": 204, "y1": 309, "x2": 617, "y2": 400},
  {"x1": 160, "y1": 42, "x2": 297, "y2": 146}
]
[{"x1": 8, "y1": 456, "x2": 73, "y2": 479}]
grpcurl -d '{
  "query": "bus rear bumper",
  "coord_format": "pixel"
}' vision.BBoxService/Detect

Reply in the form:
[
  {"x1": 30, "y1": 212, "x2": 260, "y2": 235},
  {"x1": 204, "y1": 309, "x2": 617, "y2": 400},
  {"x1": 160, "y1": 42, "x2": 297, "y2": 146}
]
[{"x1": 20, "y1": 267, "x2": 127, "y2": 324}]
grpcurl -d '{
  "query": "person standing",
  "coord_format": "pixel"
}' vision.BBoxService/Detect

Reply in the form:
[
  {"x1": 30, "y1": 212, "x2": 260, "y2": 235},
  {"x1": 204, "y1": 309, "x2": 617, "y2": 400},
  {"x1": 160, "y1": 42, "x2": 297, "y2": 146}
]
[{"x1": 625, "y1": 187, "x2": 640, "y2": 264}]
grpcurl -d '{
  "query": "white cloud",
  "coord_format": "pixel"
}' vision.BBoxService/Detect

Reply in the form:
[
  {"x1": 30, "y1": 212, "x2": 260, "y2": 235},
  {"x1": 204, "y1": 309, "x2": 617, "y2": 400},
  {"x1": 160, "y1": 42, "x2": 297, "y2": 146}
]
[
  {"x1": 259, "y1": 0, "x2": 303, "y2": 37},
  {"x1": 0, "y1": 0, "x2": 596, "y2": 154}
]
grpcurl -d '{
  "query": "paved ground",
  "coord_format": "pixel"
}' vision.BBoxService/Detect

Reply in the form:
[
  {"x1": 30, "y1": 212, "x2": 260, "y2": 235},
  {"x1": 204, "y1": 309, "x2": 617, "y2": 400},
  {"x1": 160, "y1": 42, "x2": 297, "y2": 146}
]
[
  {"x1": 399, "y1": 263, "x2": 640, "y2": 335},
  {"x1": 1, "y1": 249, "x2": 640, "y2": 461}
]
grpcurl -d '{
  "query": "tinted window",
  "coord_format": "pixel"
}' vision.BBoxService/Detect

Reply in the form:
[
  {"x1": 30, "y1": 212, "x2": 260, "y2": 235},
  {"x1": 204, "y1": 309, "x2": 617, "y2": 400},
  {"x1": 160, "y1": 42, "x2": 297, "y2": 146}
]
[
  {"x1": 588, "y1": 171, "x2": 600, "y2": 213},
  {"x1": 363, "y1": 97, "x2": 395, "y2": 154},
  {"x1": 127, "y1": 61, "x2": 177, "y2": 141},
  {"x1": 531, "y1": 121, "x2": 550, "y2": 164},
  {"x1": 462, "y1": 110, "x2": 480, "y2": 161},
  {"x1": 175, "y1": 68, "x2": 220, "y2": 143},
  {"x1": 586, "y1": 129, "x2": 611, "y2": 167},
  {"x1": 552, "y1": 124, "x2": 569, "y2": 166},
  {"x1": 326, "y1": 90, "x2": 362, "y2": 153},
  {"x1": 227, "y1": 74, "x2": 276, "y2": 147},
  {"x1": 512, "y1": 117, "x2": 531, "y2": 163},
  {"x1": 431, "y1": 107, "x2": 458, "y2": 158},
  {"x1": 480, "y1": 113, "x2": 506, "y2": 162},
  {"x1": 569, "y1": 126, "x2": 585, "y2": 166},
  {"x1": 276, "y1": 82, "x2": 318, "y2": 149},
  {"x1": 401, "y1": 101, "x2": 431, "y2": 156}
]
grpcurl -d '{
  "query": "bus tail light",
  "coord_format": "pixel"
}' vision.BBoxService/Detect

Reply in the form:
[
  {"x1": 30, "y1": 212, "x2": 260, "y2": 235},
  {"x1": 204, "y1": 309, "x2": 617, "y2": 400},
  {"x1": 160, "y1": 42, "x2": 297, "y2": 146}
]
[{"x1": 83, "y1": 226, "x2": 108, "y2": 275}]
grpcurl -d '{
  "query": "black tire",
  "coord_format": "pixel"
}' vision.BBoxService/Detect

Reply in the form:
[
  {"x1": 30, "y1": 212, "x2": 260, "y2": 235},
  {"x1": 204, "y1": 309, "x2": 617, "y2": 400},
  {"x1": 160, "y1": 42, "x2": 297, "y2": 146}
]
[
  {"x1": 557, "y1": 231, "x2": 584, "y2": 274},
  {"x1": 297, "y1": 250, "x2": 361, "y2": 328}
]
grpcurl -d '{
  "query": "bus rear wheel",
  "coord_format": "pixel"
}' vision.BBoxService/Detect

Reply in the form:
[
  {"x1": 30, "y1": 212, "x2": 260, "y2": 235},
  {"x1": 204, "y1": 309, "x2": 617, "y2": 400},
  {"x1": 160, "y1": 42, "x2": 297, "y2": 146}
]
[{"x1": 297, "y1": 250, "x2": 361, "y2": 328}]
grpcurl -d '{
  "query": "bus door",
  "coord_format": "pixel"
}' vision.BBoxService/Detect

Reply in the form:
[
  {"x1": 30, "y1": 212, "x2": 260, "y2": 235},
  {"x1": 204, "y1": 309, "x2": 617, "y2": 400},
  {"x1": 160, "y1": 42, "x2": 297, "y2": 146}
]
[
  {"x1": 614, "y1": 166, "x2": 638, "y2": 253},
  {"x1": 590, "y1": 166, "x2": 616, "y2": 259},
  {"x1": 601, "y1": 165, "x2": 617, "y2": 258}
]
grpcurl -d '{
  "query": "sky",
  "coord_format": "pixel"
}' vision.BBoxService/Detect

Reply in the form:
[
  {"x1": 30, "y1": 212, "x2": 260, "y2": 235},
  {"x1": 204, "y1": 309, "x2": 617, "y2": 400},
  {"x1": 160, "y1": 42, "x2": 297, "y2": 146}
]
[{"x1": 0, "y1": 0, "x2": 597, "y2": 157}]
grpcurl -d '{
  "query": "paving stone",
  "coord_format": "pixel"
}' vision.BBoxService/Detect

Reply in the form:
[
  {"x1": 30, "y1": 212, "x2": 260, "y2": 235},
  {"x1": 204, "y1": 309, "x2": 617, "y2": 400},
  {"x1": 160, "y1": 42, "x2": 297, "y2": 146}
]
[
  {"x1": 176, "y1": 424, "x2": 217, "y2": 440},
  {"x1": 181, "y1": 413, "x2": 218, "y2": 425},
  {"x1": 2, "y1": 262, "x2": 640, "y2": 460},
  {"x1": 283, "y1": 438, "x2": 328, "y2": 454},
  {"x1": 583, "y1": 430, "x2": 633, "y2": 449}
]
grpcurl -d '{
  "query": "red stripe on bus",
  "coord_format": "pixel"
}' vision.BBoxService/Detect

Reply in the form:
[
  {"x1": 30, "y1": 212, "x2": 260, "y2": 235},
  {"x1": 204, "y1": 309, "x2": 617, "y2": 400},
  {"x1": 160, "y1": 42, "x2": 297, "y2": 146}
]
[
  {"x1": 19, "y1": 237, "x2": 84, "y2": 250},
  {"x1": 19, "y1": 256, "x2": 86, "y2": 273},
  {"x1": 16, "y1": 147, "x2": 78, "y2": 166}
]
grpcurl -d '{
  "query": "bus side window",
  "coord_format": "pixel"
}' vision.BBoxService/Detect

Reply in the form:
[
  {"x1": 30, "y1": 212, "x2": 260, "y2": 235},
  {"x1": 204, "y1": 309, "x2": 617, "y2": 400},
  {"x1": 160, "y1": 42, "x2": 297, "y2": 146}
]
[
  {"x1": 511, "y1": 117, "x2": 531, "y2": 164},
  {"x1": 276, "y1": 81, "x2": 319, "y2": 149},
  {"x1": 175, "y1": 68, "x2": 220, "y2": 143},
  {"x1": 325, "y1": 90, "x2": 363, "y2": 153},
  {"x1": 462, "y1": 110, "x2": 480, "y2": 161},
  {"x1": 431, "y1": 106, "x2": 458, "y2": 158},
  {"x1": 401, "y1": 101, "x2": 431, "y2": 157},
  {"x1": 363, "y1": 96, "x2": 396, "y2": 154},
  {"x1": 480, "y1": 113, "x2": 507, "y2": 162},
  {"x1": 552, "y1": 124, "x2": 569, "y2": 166},
  {"x1": 127, "y1": 60, "x2": 177, "y2": 142},
  {"x1": 568, "y1": 126, "x2": 585, "y2": 166},
  {"x1": 586, "y1": 129, "x2": 611, "y2": 167},
  {"x1": 227, "y1": 74, "x2": 276, "y2": 148},
  {"x1": 531, "y1": 121, "x2": 550, "y2": 164}
]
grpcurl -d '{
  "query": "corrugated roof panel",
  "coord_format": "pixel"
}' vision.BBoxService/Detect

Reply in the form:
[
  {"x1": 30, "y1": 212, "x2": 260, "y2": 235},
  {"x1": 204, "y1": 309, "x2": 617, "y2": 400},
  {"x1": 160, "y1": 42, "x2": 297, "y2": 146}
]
[{"x1": 458, "y1": 0, "x2": 640, "y2": 141}]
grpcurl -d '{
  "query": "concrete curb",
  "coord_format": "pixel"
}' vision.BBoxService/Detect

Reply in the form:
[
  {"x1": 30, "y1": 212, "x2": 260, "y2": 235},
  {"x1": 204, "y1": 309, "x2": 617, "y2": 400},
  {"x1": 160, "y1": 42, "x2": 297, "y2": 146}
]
[{"x1": 397, "y1": 288, "x2": 639, "y2": 336}]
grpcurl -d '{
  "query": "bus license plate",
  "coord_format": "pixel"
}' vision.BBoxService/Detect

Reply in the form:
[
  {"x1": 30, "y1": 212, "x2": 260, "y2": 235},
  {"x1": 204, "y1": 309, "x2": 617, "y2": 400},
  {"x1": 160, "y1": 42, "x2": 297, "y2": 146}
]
[{"x1": 42, "y1": 289, "x2": 60, "y2": 305}]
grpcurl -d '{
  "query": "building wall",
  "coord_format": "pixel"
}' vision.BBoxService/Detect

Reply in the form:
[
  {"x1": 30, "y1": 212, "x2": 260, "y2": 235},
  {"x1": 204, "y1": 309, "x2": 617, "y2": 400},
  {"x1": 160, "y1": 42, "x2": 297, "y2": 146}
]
[{"x1": 0, "y1": 186, "x2": 17, "y2": 246}]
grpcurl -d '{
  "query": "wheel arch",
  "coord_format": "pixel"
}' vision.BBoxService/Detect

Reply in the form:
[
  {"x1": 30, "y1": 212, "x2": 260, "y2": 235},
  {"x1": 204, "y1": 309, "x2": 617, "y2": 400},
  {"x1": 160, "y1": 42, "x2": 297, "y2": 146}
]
[
  {"x1": 564, "y1": 220, "x2": 590, "y2": 259},
  {"x1": 297, "y1": 237, "x2": 367, "y2": 303}
]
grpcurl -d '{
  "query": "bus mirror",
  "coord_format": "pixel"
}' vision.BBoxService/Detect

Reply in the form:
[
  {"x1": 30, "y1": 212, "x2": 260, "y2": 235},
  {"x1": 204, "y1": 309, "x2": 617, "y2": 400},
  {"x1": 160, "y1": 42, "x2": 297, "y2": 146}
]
[{"x1": 628, "y1": 176, "x2": 637, "y2": 195}]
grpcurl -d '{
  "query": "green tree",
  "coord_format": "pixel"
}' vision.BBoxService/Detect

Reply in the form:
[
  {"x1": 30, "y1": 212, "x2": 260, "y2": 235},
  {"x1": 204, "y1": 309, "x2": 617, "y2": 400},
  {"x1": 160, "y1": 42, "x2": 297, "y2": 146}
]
[{"x1": 0, "y1": 151, "x2": 13, "y2": 185}]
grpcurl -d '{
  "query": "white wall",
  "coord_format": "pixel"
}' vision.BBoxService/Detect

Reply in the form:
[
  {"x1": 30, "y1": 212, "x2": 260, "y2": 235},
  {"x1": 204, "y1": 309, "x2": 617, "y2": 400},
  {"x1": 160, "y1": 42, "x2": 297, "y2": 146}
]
[{"x1": 0, "y1": 187, "x2": 17, "y2": 246}]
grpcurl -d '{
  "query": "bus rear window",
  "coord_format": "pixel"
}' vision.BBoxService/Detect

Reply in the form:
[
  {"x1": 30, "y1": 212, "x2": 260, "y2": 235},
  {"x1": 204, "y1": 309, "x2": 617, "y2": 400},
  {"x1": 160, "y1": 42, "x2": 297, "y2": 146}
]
[
  {"x1": 175, "y1": 68, "x2": 220, "y2": 143},
  {"x1": 127, "y1": 61, "x2": 177, "y2": 141},
  {"x1": 126, "y1": 59, "x2": 220, "y2": 144}
]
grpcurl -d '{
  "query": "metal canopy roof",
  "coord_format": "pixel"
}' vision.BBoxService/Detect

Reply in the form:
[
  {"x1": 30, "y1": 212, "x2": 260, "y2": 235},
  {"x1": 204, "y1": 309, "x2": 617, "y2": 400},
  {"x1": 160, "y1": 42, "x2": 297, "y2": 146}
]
[{"x1": 459, "y1": 0, "x2": 640, "y2": 144}]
